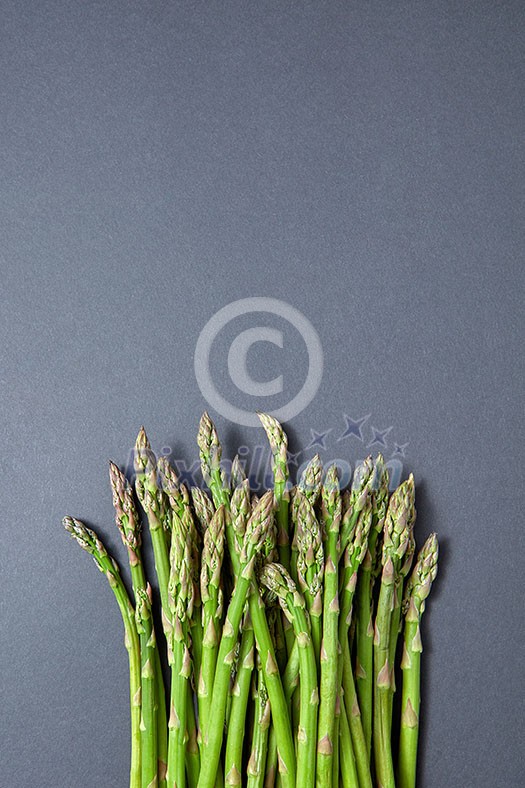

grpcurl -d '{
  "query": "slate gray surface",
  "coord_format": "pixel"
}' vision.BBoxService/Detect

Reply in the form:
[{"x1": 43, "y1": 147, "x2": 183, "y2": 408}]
[{"x1": 1, "y1": 1, "x2": 524, "y2": 786}]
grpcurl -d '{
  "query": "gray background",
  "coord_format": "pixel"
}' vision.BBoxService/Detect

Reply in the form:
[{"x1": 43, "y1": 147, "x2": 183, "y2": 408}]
[{"x1": 1, "y1": 1, "x2": 523, "y2": 786}]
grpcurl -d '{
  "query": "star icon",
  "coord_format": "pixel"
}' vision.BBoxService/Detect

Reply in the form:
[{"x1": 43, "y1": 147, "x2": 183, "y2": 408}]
[
  {"x1": 338, "y1": 414, "x2": 371, "y2": 443},
  {"x1": 392, "y1": 442, "x2": 409, "y2": 457},
  {"x1": 306, "y1": 428, "x2": 332, "y2": 451},
  {"x1": 367, "y1": 426, "x2": 393, "y2": 449},
  {"x1": 287, "y1": 449, "x2": 303, "y2": 468}
]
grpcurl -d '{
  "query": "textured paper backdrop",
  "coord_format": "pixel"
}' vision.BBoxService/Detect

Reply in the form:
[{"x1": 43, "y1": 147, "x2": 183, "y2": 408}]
[{"x1": 0, "y1": 2, "x2": 523, "y2": 786}]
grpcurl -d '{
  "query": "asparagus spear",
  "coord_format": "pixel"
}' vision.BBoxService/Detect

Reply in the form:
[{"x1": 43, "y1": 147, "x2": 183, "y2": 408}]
[
  {"x1": 158, "y1": 456, "x2": 203, "y2": 787},
  {"x1": 191, "y1": 487, "x2": 215, "y2": 533},
  {"x1": 109, "y1": 461, "x2": 168, "y2": 786},
  {"x1": 296, "y1": 454, "x2": 323, "y2": 504},
  {"x1": 224, "y1": 613, "x2": 255, "y2": 787},
  {"x1": 230, "y1": 454, "x2": 247, "y2": 489},
  {"x1": 166, "y1": 507, "x2": 194, "y2": 788},
  {"x1": 198, "y1": 415, "x2": 296, "y2": 787},
  {"x1": 197, "y1": 491, "x2": 276, "y2": 788},
  {"x1": 338, "y1": 694, "x2": 359, "y2": 788},
  {"x1": 316, "y1": 465, "x2": 342, "y2": 787},
  {"x1": 247, "y1": 666, "x2": 271, "y2": 788},
  {"x1": 294, "y1": 490, "x2": 324, "y2": 670},
  {"x1": 198, "y1": 505, "x2": 226, "y2": 751},
  {"x1": 257, "y1": 413, "x2": 290, "y2": 571},
  {"x1": 355, "y1": 454, "x2": 389, "y2": 758},
  {"x1": 290, "y1": 454, "x2": 323, "y2": 583},
  {"x1": 398, "y1": 533, "x2": 438, "y2": 788},
  {"x1": 198, "y1": 412, "x2": 230, "y2": 509},
  {"x1": 338, "y1": 500, "x2": 373, "y2": 788},
  {"x1": 259, "y1": 562, "x2": 319, "y2": 788},
  {"x1": 136, "y1": 584, "x2": 159, "y2": 788},
  {"x1": 134, "y1": 429, "x2": 170, "y2": 617},
  {"x1": 63, "y1": 517, "x2": 142, "y2": 788},
  {"x1": 373, "y1": 476, "x2": 416, "y2": 788}
]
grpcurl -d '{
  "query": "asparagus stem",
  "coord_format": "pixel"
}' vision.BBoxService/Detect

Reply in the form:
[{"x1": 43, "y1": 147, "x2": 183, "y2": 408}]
[
  {"x1": 155, "y1": 650, "x2": 168, "y2": 788},
  {"x1": 316, "y1": 465, "x2": 342, "y2": 787},
  {"x1": 198, "y1": 412, "x2": 230, "y2": 510},
  {"x1": 166, "y1": 503, "x2": 195, "y2": 788},
  {"x1": 185, "y1": 684, "x2": 200, "y2": 788},
  {"x1": 197, "y1": 492, "x2": 275, "y2": 788},
  {"x1": 136, "y1": 585, "x2": 159, "y2": 788},
  {"x1": 134, "y1": 429, "x2": 171, "y2": 616},
  {"x1": 339, "y1": 694, "x2": 359, "y2": 788},
  {"x1": 249, "y1": 583, "x2": 296, "y2": 786},
  {"x1": 355, "y1": 454, "x2": 389, "y2": 759},
  {"x1": 387, "y1": 529, "x2": 415, "y2": 726},
  {"x1": 224, "y1": 615, "x2": 255, "y2": 786},
  {"x1": 230, "y1": 454, "x2": 247, "y2": 489},
  {"x1": 373, "y1": 476, "x2": 416, "y2": 788},
  {"x1": 290, "y1": 455, "x2": 323, "y2": 586},
  {"x1": 341, "y1": 639, "x2": 372, "y2": 788},
  {"x1": 259, "y1": 563, "x2": 319, "y2": 788},
  {"x1": 338, "y1": 498, "x2": 373, "y2": 788},
  {"x1": 109, "y1": 460, "x2": 168, "y2": 785},
  {"x1": 200, "y1": 418, "x2": 296, "y2": 788},
  {"x1": 295, "y1": 491, "x2": 324, "y2": 673},
  {"x1": 63, "y1": 517, "x2": 142, "y2": 788},
  {"x1": 66, "y1": 415, "x2": 440, "y2": 788},
  {"x1": 257, "y1": 413, "x2": 290, "y2": 571},
  {"x1": 247, "y1": 667, "x2": 271, "y2": 788},
  {"x1": 398, "y1": 534, "x2": 438, "y2": 788},
  {"x1": 198, "y1": 506, "x2": 226, "y2": 752}
]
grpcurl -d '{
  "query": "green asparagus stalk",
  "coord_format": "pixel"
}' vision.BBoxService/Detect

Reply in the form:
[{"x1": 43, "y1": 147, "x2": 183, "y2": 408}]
[
  {"x1": 373, "y1": 475, "x2": 416, "y2": 788},
  {"x1": 198, "y1": 412, "x2": 230, "y2": 509},
  {"x1": 316, "y1": 465, "x2": 342, "y2": 787},
  {"x1": 247, "y1": 666, "x2": 271, "y2": 788},
  {"x1": 294, "y1": 490, "x2": 324, "y2": 670},
  {"x1": 290, "y1": 454, "x2": 323, "y2": 582},
  {"x1": 166, "y1": 507, "x2": 194, "y2": 788},
  {"x1": 257, "y1": 413, "x2": 290, "y2": 571},
  {"x1": 199, "y1": 418, "x2": 295, "y2": 787},
  {"x1": 338, "y1": 500, "x2": 373, "y2": 788},
  {"x1": 136, "y1": 584, "x2": 159, "y2": 788},
  {"x1": 197, "y1": 491, "x2": 276, "y2": 788},
  {"x1": 198, "y1": 505, "x2": 226, "y2": 751},
  {"x1": 224, "y1": 613, "x2": 255, "y2": 786},
  {"x1": 134, "y1": 429, "x2": 170, "y2": 616},
  {"x1": 158, "y1": 457, "x2": 203, "y2": 787},
  {"x1": 338, "y1": 693, "x2": 359, "y2": 788},
  {"x1": 109, "y1": 461, "x2": 168, "y2": 786},
  {"x1": 230, "y1": 454, "x2": 247, "y2": 489},
  {"x1": 398, "y1": 533, "x2": 438, "y2": 788},
  {"x1": 355, "y1": 454, "x2": 389, "y2": 759},
  {"x1": 259, "y1": 562, "x2": 319, "y2": 788},
  {"x1": 296, "y1": 454, "x2": 323, "y2": 503},
  {"x1": 387, "y1": 523, "x2": 416, "y2": 724},
  {"x1": 63, "y1": 517, "x2": 142, "y2": 788},
  {"x1": 191, "y1": 487, "x2": 215, "y2": 533}
]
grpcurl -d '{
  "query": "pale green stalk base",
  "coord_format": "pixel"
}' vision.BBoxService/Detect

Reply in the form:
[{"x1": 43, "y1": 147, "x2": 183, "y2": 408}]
[
  {"x1": 342, "y1": 639, "x2": 373, "y2": 788},
  {"x1": 339, "y1": 695, "x2": 359, "y2": 788},
  {"x1": 247, "y1": 670, "x2": 270, "y2": 788},
  {"x1": 373, "y1": 579, "x2": 395, "y2": 788},
  {"x1": 355, "y1": 556, "x2": 374, "y2": 759},
  {"x1": 186, "y1": 683, "x2": 200, "y2": 788},
  {"x1": 167, "y1": 645, "x2": 188, "y2": 788},
  {"x1": 224, "y1": 625, "x2": 255, "y2": 786},
  {"x1": 316, "y1": 545, "x2": 339, "y2": 785},
  {"x1": 398, "y1": 620, "x2": 421, "y2": 788}
]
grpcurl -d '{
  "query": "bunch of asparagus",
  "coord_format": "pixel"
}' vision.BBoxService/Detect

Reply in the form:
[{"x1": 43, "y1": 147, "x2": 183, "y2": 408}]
[{"x1": 64, "y1": 412, "x2": 438, "y2": 788}]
